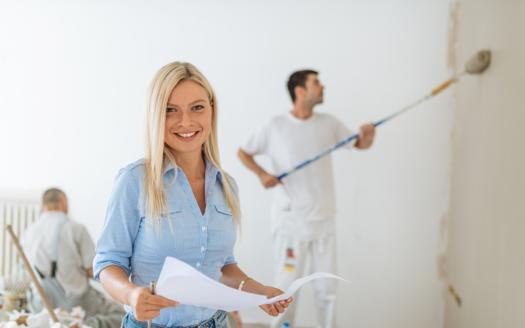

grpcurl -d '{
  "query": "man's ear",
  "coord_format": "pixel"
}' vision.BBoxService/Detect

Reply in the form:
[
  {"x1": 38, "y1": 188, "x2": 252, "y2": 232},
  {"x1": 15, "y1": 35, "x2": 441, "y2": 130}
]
[
  {"x1": 294, "y1": 85, "x2": 306, "y2": 100},
  {"x1": 61, "y1": 197, "x2": 68, "y2": 214}
]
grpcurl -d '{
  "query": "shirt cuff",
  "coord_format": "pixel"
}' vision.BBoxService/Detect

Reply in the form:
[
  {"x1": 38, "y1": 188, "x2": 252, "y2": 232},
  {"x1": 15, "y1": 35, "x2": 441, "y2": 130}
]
[{"x1": 93, "y1": 253, "x2": 131, "y2": 280}]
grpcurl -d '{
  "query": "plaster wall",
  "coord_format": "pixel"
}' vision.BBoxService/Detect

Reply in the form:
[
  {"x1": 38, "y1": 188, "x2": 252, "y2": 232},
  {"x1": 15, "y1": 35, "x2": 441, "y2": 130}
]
[{"x1": 445, "y1": 0, "x2": 525, "y2": 327}]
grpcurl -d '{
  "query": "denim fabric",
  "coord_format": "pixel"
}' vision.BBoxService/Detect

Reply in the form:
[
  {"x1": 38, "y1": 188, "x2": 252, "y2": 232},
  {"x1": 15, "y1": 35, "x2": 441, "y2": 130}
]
[
  {"x1": 120, "y1": 311, "x2": 227, "y2": 328},
  {"x1": 94, "y1": 158, "x2": 237, "y2": 327}
]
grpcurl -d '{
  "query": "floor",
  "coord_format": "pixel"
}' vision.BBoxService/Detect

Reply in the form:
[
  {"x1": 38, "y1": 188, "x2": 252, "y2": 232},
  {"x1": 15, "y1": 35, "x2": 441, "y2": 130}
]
[{"x1": 243, "y1": 325, "x2": 309, "y2": 328}]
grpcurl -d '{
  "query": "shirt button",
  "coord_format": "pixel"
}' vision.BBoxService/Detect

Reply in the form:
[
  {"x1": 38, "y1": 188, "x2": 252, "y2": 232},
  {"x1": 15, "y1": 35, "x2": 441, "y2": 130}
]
[
  {"x1": 202, "y1": 226, "x2": 206, "y2": 231},
  {"x1": 201, "y1": 246, "x2": 205, "y2": 252},
  {"x1": 196, "y1": 262, "x2": 200, "y2": 268}
]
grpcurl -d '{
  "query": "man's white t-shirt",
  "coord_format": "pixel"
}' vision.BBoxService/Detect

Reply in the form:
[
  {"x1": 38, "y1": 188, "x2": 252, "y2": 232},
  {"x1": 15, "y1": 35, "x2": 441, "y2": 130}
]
[
  {"x1": 22, "y1": 211, "x2": 96, "y2": 298},
  {"x1": 242, "y1": 112, "x2": 356, "y2": 240}
]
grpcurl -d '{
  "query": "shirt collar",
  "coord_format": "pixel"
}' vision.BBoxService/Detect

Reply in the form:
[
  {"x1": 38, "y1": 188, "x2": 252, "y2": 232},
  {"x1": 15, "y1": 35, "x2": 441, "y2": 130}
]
[
  {"x1": 163, "y1": 160, "x2": 177, "y2": 175},
  {"x1": 39, "y1": 211, "x2": 67, "y2": 220},
  {"x1": 162, "y1": 156, "x2": 222, "y2": 182},
  {"x1": 204, "y1": 157, "x2": 221, "y2": 182}
]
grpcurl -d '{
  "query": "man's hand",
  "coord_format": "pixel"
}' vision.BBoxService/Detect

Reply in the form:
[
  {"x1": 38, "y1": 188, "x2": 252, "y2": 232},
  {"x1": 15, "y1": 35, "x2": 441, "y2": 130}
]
[
  {"x1": 355, "y1": 123, "x2": 376, "y2": 149},
  {"x1": 258, "y1": 286, "x2": 293, "y2": 317},
  {"x1": 259, "y1": 172, "x2": 282, "y2": 189}
]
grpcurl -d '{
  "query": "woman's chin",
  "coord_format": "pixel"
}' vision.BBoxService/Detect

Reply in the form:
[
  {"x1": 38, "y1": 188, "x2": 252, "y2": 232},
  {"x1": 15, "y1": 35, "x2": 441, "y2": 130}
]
[{"x1": 169, "y1": 144, "x2": 203, "y2": 157}]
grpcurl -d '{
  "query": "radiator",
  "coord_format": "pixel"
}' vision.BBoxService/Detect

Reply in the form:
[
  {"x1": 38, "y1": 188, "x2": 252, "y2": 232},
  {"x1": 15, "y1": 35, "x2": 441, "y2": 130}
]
[{"x1": 0, "y1": 203, "x2": 39, "y2": 276}]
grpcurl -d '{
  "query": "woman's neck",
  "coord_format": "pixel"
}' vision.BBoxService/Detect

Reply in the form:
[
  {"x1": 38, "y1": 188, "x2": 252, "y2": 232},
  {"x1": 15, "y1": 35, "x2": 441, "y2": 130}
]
[{"x1": 172, "y1": 150, "x2": 206, "y2": 180}]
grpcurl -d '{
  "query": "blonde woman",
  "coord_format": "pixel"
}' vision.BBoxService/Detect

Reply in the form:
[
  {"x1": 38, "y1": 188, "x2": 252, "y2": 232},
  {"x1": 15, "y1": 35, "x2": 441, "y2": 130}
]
[{"x1": 93, "y1": 62, "x2": 292, "y2": 328}]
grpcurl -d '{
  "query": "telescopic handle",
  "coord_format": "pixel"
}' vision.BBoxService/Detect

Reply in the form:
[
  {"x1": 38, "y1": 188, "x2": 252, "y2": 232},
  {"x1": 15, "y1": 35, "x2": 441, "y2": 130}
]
[{"x1": 6, "y1": 225, "x2": 60, "y2": 323}]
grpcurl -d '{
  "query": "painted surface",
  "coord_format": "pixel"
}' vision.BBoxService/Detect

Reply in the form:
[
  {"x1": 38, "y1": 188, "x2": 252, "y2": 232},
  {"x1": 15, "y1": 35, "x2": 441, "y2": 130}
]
[
  {"x1": 445, "y1": 0, "x2": 525, "y2": 327},
  {"x1": 0, "y1": 1, "x2": 454, "y2": 327}
]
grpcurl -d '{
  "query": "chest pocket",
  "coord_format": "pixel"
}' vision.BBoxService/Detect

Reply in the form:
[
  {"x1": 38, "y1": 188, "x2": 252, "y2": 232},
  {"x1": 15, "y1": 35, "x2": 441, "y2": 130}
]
[
  {"x1": 208, "y1": 203, "x2": 236, "y2": 251},
  {"x1": 159, "y1": 203, "x2": 183, "y2": 235},
  {"x1": 208, "y1": 204, "x2": 234, "y2": 232},
  {"x1": 214, "y1": 204, "x2": 232, "y2": 216}
]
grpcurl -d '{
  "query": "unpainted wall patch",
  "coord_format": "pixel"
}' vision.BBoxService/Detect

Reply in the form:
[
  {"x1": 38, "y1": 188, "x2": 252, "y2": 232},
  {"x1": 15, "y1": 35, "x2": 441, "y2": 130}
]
[
  {"x1": 447, "y1": 0, "x2": 461, "y2": 74},
  {"x1": 437, "y1": 253, "x2": 447, "y2": 281}
]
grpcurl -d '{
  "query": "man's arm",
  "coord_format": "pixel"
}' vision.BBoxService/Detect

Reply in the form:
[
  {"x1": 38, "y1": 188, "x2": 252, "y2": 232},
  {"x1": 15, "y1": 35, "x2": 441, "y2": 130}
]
[
  {"x1": 355, "y1": 123, "x2": 376, "y2": 149},
  {"x1": 237, "y1": 149, "x2": 282, "y2": 189},
  {"x1": 86, "y1": 266, "x2": 94, "y2": 278}
]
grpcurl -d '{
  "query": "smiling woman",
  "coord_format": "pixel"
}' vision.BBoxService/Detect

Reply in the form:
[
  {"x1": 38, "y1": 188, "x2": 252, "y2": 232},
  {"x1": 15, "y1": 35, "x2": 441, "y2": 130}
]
[
  {"x1": 142, "y1": 63, "x2": 240, "y2": 228},
  {"x1": 92, "y1": 62, "x2": 293, "y2": 328}
]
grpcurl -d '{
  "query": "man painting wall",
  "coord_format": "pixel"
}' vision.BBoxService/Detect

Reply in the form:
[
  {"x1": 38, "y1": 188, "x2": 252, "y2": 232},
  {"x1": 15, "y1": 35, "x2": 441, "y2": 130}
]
[{"x1": 238, "y1": 70, "x2": 376, "y2": 328}]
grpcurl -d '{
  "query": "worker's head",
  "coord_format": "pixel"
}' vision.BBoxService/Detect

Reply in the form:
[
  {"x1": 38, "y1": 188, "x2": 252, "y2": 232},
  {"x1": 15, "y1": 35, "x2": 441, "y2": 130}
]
[
  {"x1": 287, "y1": 70, "x2": 324, "y2": 106},
  {"x1": 42, "y1": 188, "x2": 68, "y2": 214}
]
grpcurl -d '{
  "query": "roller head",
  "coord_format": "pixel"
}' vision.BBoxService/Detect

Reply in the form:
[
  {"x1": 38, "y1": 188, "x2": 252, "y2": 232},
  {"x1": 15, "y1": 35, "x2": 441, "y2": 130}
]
[{"x1": 465, "y1": 50, "x2": 491, "y2": 74}]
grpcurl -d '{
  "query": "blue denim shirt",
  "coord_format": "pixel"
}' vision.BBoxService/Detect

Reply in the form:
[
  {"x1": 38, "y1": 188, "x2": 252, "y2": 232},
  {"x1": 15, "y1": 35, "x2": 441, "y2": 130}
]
[{"x1": 93, "y1": 158, "x2": 237, "y2": 327}]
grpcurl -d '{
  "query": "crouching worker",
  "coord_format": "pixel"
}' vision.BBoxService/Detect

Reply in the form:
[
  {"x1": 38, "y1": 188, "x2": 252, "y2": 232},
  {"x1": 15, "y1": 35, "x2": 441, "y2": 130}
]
[{"x1": 22, "y1": 188, "x2": 126, "y2": 328}]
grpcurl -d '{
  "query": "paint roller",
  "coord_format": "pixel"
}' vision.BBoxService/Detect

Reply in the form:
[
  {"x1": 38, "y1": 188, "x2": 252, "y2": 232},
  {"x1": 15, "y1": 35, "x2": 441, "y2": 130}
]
[{"x1": 277, "y1": 50, "x2": 491, "y2": 180}]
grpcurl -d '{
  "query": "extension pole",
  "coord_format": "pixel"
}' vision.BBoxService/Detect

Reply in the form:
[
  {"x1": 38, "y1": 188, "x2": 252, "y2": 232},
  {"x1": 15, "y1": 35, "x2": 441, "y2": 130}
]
[
  {"x1": 277, "y1": 50, "x2": 491, "y2": 180},
  {"x1": 277, "y1": 74, "x2": 464, "y2": 180},
  {"x1": 6, "y1": 225, "x2": 60, "y2": 323}
]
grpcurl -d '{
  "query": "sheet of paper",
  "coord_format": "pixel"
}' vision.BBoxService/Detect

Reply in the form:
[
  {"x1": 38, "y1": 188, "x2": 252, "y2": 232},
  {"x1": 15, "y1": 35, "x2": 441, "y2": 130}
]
[{"x1": 156, "y1": 256, "x2": 351, "y2": 312}]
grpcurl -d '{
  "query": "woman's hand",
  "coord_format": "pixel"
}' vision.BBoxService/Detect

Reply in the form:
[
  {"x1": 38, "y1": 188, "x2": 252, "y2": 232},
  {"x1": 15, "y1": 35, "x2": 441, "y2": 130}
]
[
  {"x1": 128, "y1": 286, "x2": 180, "y2": 321},
  {"x1": 258, "y1": 286, "x2": 293, "y2": 317},
  {"x1": 219, "y1": 265, "x2": 292, "y2": 317}
]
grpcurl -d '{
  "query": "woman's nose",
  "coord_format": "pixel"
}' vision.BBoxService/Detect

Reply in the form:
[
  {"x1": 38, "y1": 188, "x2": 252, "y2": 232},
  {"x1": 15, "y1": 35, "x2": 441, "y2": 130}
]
[{"x1": 178, "y1": 111, "x2": 191, "y2": 126}]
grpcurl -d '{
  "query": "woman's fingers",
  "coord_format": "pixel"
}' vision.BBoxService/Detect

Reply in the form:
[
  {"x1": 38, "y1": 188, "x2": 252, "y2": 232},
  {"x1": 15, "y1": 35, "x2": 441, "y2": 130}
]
[
  {"x1": 279, "y1": 299, "x2": 290, "y2": 309},
  {"x1": 273, "y1": 301, "x2": 285, "y2": 313},
  {"x1": 147, "y1": 295, "x2": 179, "y2": 308},
  {"x1": 260, "y1": 304, "x2": 277, "y2": 317},
  {"x1": 132, "y1": 287, "x2": 179, "y2": 321},
  {"x1": 135, "y1": 309, "x2": 160, "y2": 322}
]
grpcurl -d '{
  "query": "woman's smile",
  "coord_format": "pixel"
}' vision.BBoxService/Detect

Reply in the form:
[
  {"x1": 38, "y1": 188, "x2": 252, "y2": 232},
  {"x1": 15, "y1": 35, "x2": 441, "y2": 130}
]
[{"x1": 174, "y1": 131, "x2": 200, "y2": 141}]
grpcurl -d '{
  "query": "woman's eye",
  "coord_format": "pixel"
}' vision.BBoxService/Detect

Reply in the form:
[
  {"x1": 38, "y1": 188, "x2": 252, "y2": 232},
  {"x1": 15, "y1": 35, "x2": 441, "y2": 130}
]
[
  {"x1": 167, "y1": 108, "x2": 176, "y2": 113},
  {"x1": 192, "y1": 105, "x2": 204, "y2": 111}
]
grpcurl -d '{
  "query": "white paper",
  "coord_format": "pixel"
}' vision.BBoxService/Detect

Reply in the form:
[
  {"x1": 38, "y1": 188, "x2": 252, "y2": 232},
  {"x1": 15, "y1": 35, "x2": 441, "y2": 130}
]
[{"x1": 156, "y1": 256, "x2": 351, "y2": 312}]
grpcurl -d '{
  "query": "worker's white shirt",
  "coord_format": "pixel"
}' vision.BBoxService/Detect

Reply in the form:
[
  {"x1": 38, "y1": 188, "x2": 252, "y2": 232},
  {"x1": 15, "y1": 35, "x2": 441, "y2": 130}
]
[
  {"x1": 242, "y1": 112, "x2": 356, "y2": 240},
  {"x1": 22, "y1": 211, "x2": 96, "y2": 298}
]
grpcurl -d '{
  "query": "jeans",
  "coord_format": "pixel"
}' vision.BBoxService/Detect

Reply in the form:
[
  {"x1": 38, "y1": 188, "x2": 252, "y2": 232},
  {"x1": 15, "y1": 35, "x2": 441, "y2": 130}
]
[{"x1": 120, "y1": 311, "x2": 227, "y2": 328}]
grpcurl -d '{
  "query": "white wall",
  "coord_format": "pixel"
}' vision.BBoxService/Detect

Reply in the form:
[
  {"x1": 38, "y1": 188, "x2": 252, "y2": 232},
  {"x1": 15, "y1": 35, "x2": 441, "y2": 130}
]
[
  {"x1": 0, "y1": 1, "x2": 453, "y2": 327},
  {"x1": 444, "y1": 0, "x2": 525, "y2": 327}
]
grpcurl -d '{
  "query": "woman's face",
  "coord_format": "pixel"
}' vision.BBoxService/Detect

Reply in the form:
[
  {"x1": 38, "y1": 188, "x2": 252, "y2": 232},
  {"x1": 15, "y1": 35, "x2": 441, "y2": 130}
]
[{"x1": 164, "y1": 80, "x2": 213, "y2": 158}]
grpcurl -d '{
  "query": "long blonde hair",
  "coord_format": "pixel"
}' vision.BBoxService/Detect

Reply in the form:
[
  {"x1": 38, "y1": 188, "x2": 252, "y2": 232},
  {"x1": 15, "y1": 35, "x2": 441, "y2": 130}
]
[{"x1": 143, "y1": 62, "x2": 241, "y2": 228}]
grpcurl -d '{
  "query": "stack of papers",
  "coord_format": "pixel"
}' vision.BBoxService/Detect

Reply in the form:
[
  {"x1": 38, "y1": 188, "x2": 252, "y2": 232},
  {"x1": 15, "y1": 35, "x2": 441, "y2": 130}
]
[{"x1": 156, "y1": 257, "x2": 350, "y2": 312}]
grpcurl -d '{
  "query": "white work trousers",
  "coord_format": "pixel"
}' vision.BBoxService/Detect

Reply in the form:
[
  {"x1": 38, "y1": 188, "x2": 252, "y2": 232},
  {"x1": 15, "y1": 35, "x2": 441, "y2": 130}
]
[{"x1": 270, "y1": 233, "x2": 337, "y2": 328}]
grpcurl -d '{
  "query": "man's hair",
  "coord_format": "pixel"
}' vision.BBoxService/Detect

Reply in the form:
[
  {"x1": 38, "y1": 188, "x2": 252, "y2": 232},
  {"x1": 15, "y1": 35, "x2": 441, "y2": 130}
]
[
  {"x1": 42, "y1": 188, "x2": 66, "y2": 208},
  {"x1": 287, "y1": 69, "x2": 318, "y2": 103}
]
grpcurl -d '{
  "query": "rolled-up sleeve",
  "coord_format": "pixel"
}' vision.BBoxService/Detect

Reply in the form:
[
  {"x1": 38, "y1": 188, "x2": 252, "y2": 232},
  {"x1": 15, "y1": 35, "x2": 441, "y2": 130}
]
[
  {"x1": 224, "y1": 251, "x2": 237, "y2": 266},
  {"x1": 93, "y1": 168, "x2": 141, "y2": 280}
]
